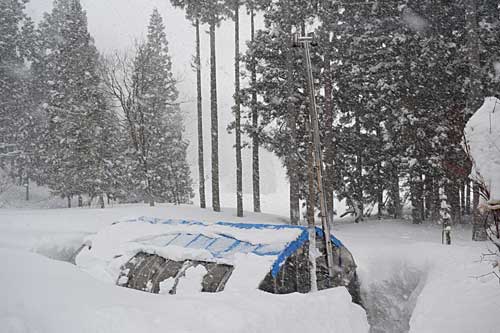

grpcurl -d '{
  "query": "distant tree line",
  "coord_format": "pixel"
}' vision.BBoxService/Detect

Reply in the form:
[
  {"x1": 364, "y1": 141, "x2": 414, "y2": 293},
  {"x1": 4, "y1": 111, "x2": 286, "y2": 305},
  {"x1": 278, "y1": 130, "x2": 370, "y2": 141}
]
[{"x1": 0, "y1": 0, "x2": 193, "y2": 207}]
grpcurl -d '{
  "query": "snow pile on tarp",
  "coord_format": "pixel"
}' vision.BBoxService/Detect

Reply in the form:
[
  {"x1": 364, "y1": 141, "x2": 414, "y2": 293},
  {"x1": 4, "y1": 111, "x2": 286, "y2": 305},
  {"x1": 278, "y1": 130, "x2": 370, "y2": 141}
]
[
  {"x1": 76, "y1": 217, "x2": 343, "y2": 290},
  {"x1": 465, "y1": 97, "x2": 500, "y2": 205},
  {"x1": 0, "y1": 248, "x2": 370, "y2": 333}
]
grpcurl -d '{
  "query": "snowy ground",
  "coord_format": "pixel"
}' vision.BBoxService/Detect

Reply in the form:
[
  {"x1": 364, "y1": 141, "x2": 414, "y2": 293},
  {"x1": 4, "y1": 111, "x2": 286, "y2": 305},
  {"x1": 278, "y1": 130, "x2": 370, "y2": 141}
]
[
  {"x1": 1, "y1": 203, "x2": 499, "y2": 332},
  {"x1": 335, "y1": 221, "x2": 500, "y2": 333}
]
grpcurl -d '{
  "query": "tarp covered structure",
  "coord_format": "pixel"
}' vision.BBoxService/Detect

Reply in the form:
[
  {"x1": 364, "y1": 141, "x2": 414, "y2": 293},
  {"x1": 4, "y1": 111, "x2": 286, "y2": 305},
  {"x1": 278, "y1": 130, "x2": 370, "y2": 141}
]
[{"x1": 76, "y1": 217, "x2": 359, "y2": 299}]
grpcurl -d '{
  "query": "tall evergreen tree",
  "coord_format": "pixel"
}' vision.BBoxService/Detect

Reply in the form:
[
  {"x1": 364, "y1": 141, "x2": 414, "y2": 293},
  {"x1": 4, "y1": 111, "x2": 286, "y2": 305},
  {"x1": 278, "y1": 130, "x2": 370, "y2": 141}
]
[
  {"x1": 170, "y1": 0, "x2": 207, "y2": 209},
  {"x1": 231, "y1": 0, "x2": 244, "y2": 217},
  {"x1": 199, "y1": 0, "x2": 227, "y2": 212},
  {"x1": 0, "y1": 0, "x2": 36, "y2": 187},
  {"x1": 242, "y1": 0, "x2": 317, "y2": 224},
  {"x1": 33, "y1": 0, "x2": 115, "y2": 205},
  {"x1": 246, "y1": 0, "x2": 261, "y2": 213},
  {"x1": 125, "y1": 9, "x2": 193, "y2": 205}
]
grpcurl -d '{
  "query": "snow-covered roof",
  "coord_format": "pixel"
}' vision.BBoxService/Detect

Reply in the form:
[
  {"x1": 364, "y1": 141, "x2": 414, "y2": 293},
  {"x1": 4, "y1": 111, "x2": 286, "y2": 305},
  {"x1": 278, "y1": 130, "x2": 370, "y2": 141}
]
[
  {"x1": 76, "y1": 217, "x2": 344, "y2": 290},
  {"x1": 465, "y1": 97, "x2": 500, "y2": 203}
]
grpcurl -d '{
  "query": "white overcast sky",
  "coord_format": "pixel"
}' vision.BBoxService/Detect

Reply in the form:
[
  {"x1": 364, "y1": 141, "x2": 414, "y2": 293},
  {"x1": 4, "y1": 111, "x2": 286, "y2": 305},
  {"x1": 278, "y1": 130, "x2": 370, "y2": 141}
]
[{"x1": 25, "y1": 0, "x2": 287, "y2": 207}]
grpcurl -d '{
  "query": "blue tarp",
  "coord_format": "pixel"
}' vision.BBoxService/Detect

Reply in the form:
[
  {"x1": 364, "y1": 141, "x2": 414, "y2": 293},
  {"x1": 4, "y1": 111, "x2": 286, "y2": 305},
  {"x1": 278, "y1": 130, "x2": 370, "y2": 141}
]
[{"x1": 119, "y1": 217, "x2": 344, "y2": 278}]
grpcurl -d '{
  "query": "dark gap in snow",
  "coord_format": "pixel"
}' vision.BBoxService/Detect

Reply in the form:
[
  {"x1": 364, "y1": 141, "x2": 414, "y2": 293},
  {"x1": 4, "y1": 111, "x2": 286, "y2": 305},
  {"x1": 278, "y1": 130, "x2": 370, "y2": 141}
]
[
  {"x1": 35, "y1": 245, "x2": 82, "y2": 263},
  {"x1": 361, "y1": 263, "x2": 427, "y2": 333},
  {"x1": 33, "y1": 235, "x2": 90, "y2": 264}
]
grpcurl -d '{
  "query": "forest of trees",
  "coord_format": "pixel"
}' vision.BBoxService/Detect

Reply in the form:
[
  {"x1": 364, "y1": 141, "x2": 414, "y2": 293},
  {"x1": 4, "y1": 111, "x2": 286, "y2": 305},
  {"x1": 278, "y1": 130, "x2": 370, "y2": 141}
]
[
  {"x1": 0, "y1": 0, "x2": 193, "y2": 207},
  {"x1": 236, "y1": 0, "x2": 499, "y2": 235},
  {"x1": 1, "y1": 0, "x2": 499, "y2": 237},
  {"x1": 168, "y1": 0, "x2": 499, "y2": 234}
]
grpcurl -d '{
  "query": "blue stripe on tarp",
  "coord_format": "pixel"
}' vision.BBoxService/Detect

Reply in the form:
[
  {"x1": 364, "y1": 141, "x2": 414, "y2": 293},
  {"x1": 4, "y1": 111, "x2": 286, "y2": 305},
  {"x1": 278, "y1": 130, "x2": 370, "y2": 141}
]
[
  {"x1": 215, "y1": 221, "x2": 306, "y2": 231},
  {"x1": 164, "y1": 233, "x2": 181, "y2": 246},
  {"x1": 271, "y1": 228, "x2": 310, "y2": 278},
  {"x1": 223, "y1": 240, "x2": 241, "y2": 253},
  {"x1": 185, "y1": 234, "x2": 202, "y2": 247},
  {"x1": 315, "y1": 227, "x2": 343, "y2": 248},
  {"x1": 177, "y1": 220, "x2": 207, "y2": 226},
  {"x1": 205, "y1": 237, "x2": 219, "y2": 249}
]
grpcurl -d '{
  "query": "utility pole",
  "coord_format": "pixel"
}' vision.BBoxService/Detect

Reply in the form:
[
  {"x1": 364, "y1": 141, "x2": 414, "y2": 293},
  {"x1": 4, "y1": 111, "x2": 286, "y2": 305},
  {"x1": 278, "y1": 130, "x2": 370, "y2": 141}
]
[{"x1": 292, "y1": 33, "x2": 335, "y2": 280}]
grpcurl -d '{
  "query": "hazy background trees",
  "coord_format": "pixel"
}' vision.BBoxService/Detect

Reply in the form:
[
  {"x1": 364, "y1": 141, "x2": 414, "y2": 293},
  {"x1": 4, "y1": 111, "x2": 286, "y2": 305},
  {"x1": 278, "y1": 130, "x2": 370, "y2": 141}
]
[{"x1": 1, "y1": 0, "x2": 193, "y2": 207}]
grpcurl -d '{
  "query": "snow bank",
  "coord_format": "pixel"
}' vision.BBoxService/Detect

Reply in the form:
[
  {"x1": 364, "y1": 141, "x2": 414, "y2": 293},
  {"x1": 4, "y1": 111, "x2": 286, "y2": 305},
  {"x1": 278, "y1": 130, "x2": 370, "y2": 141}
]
[
  {"x1": 465, "y1": 96, "x2": 500, "y2": 202},
  {"x1": 0, "y1": 249, "x2": 369, "y2": 333},
  {"x1": 0, "y1": 204, "x2": 288, "y2": 261},
  {"x1": 335, "y1": 221, "x2": 500, "y2": 333}
]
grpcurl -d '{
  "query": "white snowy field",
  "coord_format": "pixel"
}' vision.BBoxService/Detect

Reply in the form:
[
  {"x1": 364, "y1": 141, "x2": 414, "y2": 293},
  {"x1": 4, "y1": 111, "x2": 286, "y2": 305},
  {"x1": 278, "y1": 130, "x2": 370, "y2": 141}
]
[{"x1": 0, "y1": 203, "x2": 499, "y2": 333}]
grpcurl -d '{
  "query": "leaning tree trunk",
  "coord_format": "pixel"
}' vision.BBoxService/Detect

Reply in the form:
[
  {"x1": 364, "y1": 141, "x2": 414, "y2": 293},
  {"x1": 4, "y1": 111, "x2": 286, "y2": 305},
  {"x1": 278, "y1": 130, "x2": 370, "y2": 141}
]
[
  {"x1": 250, "y1": 5, "x2": 260, "y2": 213},
  {"x1": 234, "y1": 1, "x2": 243, "y2": 217},
  {"x1": 210, "y1": 21, "x2": 220, "y2": 212},
  {"x1": 195, "y1": 19, "x2": 206, "y2": 209}
]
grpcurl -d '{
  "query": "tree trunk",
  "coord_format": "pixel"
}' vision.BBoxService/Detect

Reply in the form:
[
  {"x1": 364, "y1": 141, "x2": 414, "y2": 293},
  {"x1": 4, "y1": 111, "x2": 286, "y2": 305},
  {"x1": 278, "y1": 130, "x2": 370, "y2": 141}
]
[
  {"x1": 465, "y1": 0, "x2": 482, "y2": 117},
  {"x1": 446, "y1": 178, "x2": 461, "y2": 224},
  {"x1": 210, "y1": 21, "x2": 220, "y2": 212},
  {"x1": 99, "y1": 195, "x2": 105, "y2": 209},
  {"x1": 195, "y1": 19, "x2": 206, "y2": 209},
  {"x1": 250, "y1": 6, "x2": 260, "y2": 213},
  {"x1": 234, "y1": 1, "x2": 243, "y2": 217},
  {"x1": 431, "y1": 178, "x2": 441, "y2": 222},
  {"x1": 410, "y1": 173, "x2": 423, "y2": 224},
  {"x1": 392, "y1": 170, "x2": 402, "y2": 219},
  {"x1": 377, "y1": 184, "x2": 383, "y2": 219},
  {"x1": 460, "y1": 180, "x2": 466, "y2": 217},
  {"x1": 67, "y1": 196, "x2": 71, "y2": 208},
  {"x1": 25, "y1": 175, "x2": 29, "y2": 201},
  {"x1": 354, "y1": 114, "x2": 363, "y2": 222},
  {"x1": 472, "y1": 182, "x2": 487, "y2": 240},
  {"x1": 376, "y1": 128, "x2": 383, "y2": 219},
  {"x1": 465, "y1": 179, "x2": 471, "y2": 215},
  {"x1": 423, "y1": 175, "x2": 433, "y2": 220}
]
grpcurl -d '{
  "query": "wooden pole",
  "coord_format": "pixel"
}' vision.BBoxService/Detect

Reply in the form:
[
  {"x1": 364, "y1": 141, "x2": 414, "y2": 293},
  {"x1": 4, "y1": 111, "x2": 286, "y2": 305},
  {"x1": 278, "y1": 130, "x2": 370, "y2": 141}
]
[{"x1": 302, "y1": 39, "x2": 335, "y2": 280}]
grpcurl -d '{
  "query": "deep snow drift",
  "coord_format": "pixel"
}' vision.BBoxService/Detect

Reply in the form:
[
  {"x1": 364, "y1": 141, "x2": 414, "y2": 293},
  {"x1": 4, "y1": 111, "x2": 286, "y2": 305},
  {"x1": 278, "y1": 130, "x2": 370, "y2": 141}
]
[
  {"x1": 1, "y1": 204, "x2": 368, "y2": 333},
  {"x1": 465, "y1": 96, "x2": 500, "y2": 202},
  {"x1": 1, "y1": 248, "x2": 367, "y2": 333},
  {"x1": 335, "y1": 221, "x2": 500, "y2": 333},
  {"x1": 1, "y1": 204, "x2": 499, "y2": 333}
]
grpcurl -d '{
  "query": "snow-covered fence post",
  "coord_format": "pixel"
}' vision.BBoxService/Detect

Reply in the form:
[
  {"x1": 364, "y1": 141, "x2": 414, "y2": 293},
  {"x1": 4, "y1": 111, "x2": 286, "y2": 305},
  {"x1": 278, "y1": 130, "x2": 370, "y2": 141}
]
[{"x1": 440, "y1": 188, "x2": 452, "y2": 244}]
